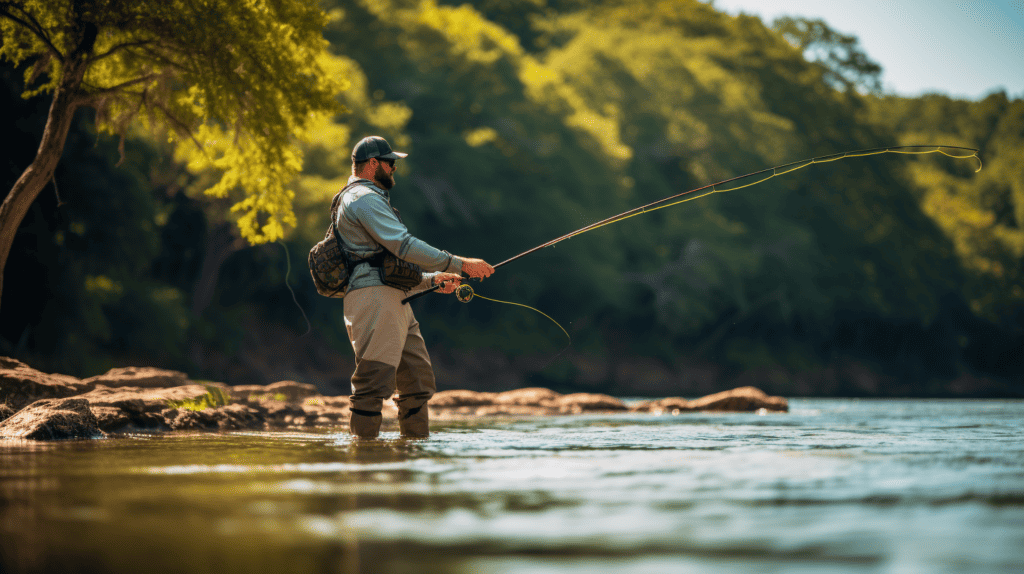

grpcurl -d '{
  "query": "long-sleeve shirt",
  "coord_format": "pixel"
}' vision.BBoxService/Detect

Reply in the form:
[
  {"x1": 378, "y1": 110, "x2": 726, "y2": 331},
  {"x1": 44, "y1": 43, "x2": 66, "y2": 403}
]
[{"x1": 336, "y1": 176, "x2": 462, "y2": 293}]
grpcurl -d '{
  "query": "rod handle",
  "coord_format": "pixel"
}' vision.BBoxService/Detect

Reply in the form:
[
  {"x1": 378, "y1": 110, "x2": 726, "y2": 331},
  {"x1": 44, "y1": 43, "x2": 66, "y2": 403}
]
[
  {"x1": 401, "y1": 284, "x2": 440, "y2": 304},
  {"x1": 401, "y1": 275, "x2": 492, "y2": 305}
]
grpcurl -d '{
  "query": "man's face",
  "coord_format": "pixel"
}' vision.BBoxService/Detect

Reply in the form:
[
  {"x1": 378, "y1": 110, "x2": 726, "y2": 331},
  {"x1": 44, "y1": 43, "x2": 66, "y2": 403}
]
[{"x1": 375, "y1": 158, "x2": 396, "y2": 189}]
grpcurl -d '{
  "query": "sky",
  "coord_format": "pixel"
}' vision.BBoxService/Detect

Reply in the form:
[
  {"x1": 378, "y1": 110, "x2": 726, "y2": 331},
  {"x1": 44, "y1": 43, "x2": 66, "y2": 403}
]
[{"x1": 709, "y1": 0, "x2": 1024, "y2": 100}]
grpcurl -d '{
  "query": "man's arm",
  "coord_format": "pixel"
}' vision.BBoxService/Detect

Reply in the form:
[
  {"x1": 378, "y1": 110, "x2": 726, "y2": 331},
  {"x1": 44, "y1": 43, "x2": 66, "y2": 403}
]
[
  {"x1": 352, "y1": 192, "x2": 494, "y2": 279},
  {"x1": 353, "y1": 194, "x2": 462, "y2": 274}
]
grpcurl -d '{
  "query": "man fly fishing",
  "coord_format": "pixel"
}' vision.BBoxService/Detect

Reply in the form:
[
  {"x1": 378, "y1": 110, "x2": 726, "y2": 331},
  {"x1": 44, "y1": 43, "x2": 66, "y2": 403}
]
[
  {"x1": 337, "y1": 136, "x2": 494, "y2": 439},
  {"x1": 329, "y1": 141, "x2": 976, "y2": 440}
]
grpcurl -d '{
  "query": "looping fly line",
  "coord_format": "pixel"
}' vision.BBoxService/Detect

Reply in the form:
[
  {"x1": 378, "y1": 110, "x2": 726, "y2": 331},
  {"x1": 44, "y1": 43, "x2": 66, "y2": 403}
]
[{"x1": 453, "y1": 284, "x2": 571, "y2": 344}]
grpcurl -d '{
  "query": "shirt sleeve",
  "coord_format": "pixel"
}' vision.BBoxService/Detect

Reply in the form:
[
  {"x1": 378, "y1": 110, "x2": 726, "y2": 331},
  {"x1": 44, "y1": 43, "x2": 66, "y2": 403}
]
[
  {"x1": 411, "y1": 272, "x2": 439, "y2": 294},
  {"x1": 352, "y1": 193, "x2": 463, "y2": 274}
]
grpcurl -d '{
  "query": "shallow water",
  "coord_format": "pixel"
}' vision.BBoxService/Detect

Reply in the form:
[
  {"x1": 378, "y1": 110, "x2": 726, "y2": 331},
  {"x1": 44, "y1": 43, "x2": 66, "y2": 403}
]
[{"x1": 1, "y1": 399, "x2": 1022, "y2": 574}]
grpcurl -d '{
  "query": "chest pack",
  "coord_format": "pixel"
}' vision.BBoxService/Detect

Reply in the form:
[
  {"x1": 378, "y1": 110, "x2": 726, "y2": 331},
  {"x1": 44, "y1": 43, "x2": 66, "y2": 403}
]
[{"x1": 308, "y1": 183, "x2": 423, "y2": 297}]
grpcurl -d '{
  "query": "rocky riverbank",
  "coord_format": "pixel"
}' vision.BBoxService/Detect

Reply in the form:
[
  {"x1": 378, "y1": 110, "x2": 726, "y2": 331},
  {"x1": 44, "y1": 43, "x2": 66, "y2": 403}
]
[{"x1": 0, "y1": 356, "x2": 788, "y2": 440}]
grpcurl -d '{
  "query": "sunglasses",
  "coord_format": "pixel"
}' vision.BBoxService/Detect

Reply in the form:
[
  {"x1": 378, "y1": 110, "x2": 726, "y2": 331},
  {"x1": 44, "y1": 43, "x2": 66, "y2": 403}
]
[{"x1": 377, "y1": 158, "x2": 395, "y2": 168}]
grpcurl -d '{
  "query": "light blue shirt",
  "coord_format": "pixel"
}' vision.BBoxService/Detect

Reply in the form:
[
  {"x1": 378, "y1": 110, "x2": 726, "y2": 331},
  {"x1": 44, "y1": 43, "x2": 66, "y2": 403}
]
[{"x1": 336, "y1": 176, "x2": 462, "y2": 293}]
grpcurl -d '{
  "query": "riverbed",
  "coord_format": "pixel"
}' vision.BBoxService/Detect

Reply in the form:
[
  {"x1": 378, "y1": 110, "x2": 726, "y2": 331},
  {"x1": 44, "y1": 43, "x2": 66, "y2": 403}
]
[{"x1": 2, "y1": 399, "x2": 1022, "y2": 573}]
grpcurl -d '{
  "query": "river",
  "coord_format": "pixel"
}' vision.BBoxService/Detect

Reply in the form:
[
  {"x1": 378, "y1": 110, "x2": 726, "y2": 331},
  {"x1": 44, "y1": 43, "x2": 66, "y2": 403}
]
[{"x1": 1, "y1": 399, "x2": 1022, "y2": 573}]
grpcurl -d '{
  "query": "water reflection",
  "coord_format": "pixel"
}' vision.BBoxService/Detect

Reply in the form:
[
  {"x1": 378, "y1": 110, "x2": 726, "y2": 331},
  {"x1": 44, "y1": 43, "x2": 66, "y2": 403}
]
[{"x1": 1, "y1": 400, "x2": 1023, "y2": 573}]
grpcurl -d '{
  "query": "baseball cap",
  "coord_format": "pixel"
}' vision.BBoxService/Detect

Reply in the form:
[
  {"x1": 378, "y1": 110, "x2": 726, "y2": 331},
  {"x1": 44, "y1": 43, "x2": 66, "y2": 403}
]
[{"x1": 351, "y1": 136, "x2": 408, "y2": 162}]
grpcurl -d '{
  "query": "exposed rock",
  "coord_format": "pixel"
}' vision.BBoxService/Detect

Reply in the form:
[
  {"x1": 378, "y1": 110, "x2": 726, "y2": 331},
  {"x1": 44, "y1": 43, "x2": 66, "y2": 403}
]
[
  {"x1": 555, "y1": 393, "x2": 627, "y2": 414},
  {"x1": 426, "y1": 388, "x2": 568, "y2": 417},
  {"x1": 629, "y1": 397, "x2": 691, "y2": 414},
  {"x1": 241, "y1": 395, "x2": 350, "y2": 429},
  {"x1": 91, "y1": 406, "x2": 132, "y2": 432},
  {"x1": 466, "y1": 404, "x2": 558, "y2": 417},
  {"x1": 231, "y1": 381, "x2": 319, "y2": 404},
  {"x1": 270, "y1": 395, "x2": 352, "y2": 428},
  {"x1": 0, "y1": 357, "x2": 25, "y2": 369},
  {"x1": 431, "y1": 389, "x2": 498, "y2": 407},
  {"x1": 493, "y1": 387, "x2": 562, "y2": 406},
  {"x1": 0, "y1": 398, "x2": 105, "y2": 440},
  {"x1": 631, "y1": 386, "x2": 788, "y2": 414},
  {"x1": 265, "y1": 381, "x2": 319, "y2": 402},
  {"x1": 315, "y1": 395, "x2": 351, "y2": 408},
  {"x1": 688, "y1": 386, "x2": 788, "y2": 412},
  {"x1": 0, "y1": 357, "x2": 95, "y2": 410},
  {"x1": 212, "y1": 404, "x2": 264, "y2": 430},
  {"x1": 78, "y1": 385, "x2": 213, "y2": 413},
  {"x1": 76, "y1": 385, "x2": 217, "y2": 432},
  {"x1": 299, "y1": 398, "x2": 350, "y2": 421},
  {"x1": 81, "y1": 366, "x2": 190, "y2": 389},
  {"x1": 166, "y1": 408, "x2": 218, "y2": 431},
  {"x1": 430, "y1": 387, "x2": 784, "y2": 418},
  {"x1": 428, "y1": 387, "x2": 785, "y2": 418},
  {"x1": 229, "y1": 385, "x2": 272, "y2": 403},
  {"x1": 135, "y1": 411, "x2": 169, "y2": 429},
  {"x1": 258, "y1": 399, "x2": 305, "y2": 423},
  {"x1": 431, "y1": 389, "x2": 628, "y2": 417},
  {"x1": 1, "y1": 357, "x2": 791, "y2": 440}
]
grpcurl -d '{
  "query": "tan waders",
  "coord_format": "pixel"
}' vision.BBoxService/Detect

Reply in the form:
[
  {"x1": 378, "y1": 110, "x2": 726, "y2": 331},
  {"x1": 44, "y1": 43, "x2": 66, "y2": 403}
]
[{"x1": 344, "y1": 285, "x2": 435, "y2": 438}]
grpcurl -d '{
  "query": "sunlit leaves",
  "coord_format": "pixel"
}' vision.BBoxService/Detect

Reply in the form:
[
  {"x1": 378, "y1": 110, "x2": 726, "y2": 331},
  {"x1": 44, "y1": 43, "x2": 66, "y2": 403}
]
[
  {"x1": 1, "y1": 0, "x2": 349, "y2": 245},
  {"x1": 867, "y1": 92, "x2": 1024, "y2": 319}
]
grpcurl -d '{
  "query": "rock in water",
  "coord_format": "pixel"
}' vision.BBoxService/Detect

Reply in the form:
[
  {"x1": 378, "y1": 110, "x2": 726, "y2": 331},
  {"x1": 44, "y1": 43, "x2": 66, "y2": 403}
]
[
  {"x1": 556, "y1": 393, "x2": 627, "y2": 414},
  {"x1": 0, "y1": 398, "x2": 105, "y2": 440},
  {"x1": 430, "y1": 390, "x2": 498, "y2": 407},
  {"x1": 0, "y1": 356, "x2": 94, "y2": 410},
  {"x1": 77, "y1": 385, "x2": 221, "y2": 432},
  {"x1": 687, "y1": 386, "x2": 788, "y2": 412},
  {"x1": 629, "y1": 386, "x2": 788, "y2": 414},
  {"x1": 82, "y1": 366, "x2": 190, "y2": 389},
  {"x1": 493, "y1": 387, "x2": 562, "y2": 406},
  {"x1": 264, "y1": 381, "x2": 319, "y2": 402}
]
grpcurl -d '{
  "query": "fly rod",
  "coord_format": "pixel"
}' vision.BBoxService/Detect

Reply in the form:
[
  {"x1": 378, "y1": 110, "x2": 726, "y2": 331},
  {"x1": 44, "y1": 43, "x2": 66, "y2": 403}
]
[{"x1": 402, "y1": 144, "x2": 981, "y2": 305}]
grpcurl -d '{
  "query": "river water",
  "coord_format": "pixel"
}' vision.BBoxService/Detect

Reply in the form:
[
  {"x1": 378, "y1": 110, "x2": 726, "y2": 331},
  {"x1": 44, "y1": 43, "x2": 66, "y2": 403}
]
[{"x1": 1, "y1": 399, "x2": 1022, "y2": 574}]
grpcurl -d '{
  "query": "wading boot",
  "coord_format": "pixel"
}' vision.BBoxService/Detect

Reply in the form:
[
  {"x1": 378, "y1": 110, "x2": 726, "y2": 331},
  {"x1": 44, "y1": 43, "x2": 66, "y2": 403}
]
[
  {"x1": 399, "y1": 404, "x2": 429, "y2": 438},
  {"x1": 350, "y1": 409, "x2": 383, "y2": 439}
]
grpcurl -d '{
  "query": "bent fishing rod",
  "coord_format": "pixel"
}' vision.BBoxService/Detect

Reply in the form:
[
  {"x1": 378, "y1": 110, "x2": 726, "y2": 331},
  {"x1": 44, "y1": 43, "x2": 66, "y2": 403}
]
[{"x1": 402, "y1": 144, "x2": 981, "y2": 305}]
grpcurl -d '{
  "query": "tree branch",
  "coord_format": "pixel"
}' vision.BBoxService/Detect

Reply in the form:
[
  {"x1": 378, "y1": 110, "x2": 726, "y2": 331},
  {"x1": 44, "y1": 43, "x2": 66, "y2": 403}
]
[
  {"x1": 138, "y1": 43, "x2": 192, "y2": 74},
  {"x1": 150, "y1": 98, "x2": 204, "y2": 151},
  {"x1": 0, "y1": 3, "x2": 64, "y2": 59},
  {"x1": 88, "y1": 39, "x2": 156, "y2": 64},
  {"x1": 80, "y1": 73, "x2": 159, "y2": 101}
]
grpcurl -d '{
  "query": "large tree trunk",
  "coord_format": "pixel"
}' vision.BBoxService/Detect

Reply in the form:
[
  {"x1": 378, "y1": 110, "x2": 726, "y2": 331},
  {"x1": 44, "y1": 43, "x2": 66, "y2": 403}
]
[
  {"x1": 187, "y1": 221, "x2": 246, "y2": 371},
  {"x1": 190, "y1": 221, "x2": 246, "y2": 317},
  {"x1": 0, "y1": 56, "x2": 89, "y2": 314}
]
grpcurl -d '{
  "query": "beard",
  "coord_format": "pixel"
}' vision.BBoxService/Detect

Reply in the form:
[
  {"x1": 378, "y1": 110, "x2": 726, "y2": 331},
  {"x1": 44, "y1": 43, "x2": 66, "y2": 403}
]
[{"x1": 375, "y1": 164, "x2": 395, "y2": 189}]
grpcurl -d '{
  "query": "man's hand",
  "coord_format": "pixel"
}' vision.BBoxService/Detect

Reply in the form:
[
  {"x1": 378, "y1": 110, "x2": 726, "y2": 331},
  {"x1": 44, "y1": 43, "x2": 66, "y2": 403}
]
[
  {"x1": 459, "y1": 257, "x2": 495, "y2": 279},
  {"x1": 432, "y1": 272, "x2": 463, "y2": 294}
]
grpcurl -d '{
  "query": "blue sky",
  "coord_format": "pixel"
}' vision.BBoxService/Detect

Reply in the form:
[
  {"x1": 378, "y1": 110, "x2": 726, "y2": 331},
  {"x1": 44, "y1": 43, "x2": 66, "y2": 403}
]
[{"x1": 709, "y1": 0, "x2": 1024, "y2": 100}]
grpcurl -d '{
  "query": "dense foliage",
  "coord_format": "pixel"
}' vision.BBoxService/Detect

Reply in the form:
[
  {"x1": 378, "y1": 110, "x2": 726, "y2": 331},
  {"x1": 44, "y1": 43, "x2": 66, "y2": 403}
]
[
  {"x1": 1, "y1": 0, "x2": 1020, "y2": 396},
  {"x1": 0, "y1": 0, "x2": 348, "y2": 310}
]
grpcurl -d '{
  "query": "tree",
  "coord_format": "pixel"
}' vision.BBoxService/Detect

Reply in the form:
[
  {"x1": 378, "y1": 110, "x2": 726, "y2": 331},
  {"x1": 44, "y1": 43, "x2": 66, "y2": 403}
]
[
  {"x1": 866, "y1": 92, "x2": 1024, "y2": 325},
  {"x1": 0, "y1": 0, "x2": 347, "y2": 311},
  {"x1": 773, "y1": 16, "x2": 882, "y2": 93}
]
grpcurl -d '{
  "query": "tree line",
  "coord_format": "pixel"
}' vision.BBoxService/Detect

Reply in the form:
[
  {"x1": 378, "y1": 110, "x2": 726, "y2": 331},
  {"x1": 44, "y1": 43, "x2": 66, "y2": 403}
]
[{"x1": 1, "y1": 0, "x2": 1020, "y2": 396}]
